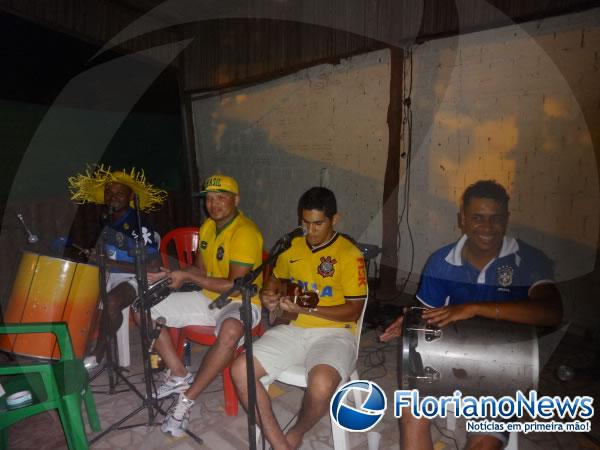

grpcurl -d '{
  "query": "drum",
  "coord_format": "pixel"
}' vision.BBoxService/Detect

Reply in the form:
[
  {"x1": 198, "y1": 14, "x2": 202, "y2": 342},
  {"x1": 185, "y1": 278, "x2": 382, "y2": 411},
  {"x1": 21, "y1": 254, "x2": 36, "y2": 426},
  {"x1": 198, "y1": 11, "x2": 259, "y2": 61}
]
[
  {"x1": 0, "y1": 251, "x2": 99, "y2": 359},
  {"x1": 400, "y1": 306, "x2": 539, "y2": 397}
]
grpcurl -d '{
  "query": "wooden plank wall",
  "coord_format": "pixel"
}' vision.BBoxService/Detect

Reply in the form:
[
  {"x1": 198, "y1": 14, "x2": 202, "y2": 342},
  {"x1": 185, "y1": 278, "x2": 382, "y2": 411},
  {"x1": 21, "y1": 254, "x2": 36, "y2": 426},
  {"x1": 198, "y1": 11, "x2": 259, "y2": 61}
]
[
  {"x1": 0, "y1": 0, "x2": 182, "y2": 61},
  {"x1": 3, "y1": 0, "x2": 596, "y2": 93},
  {"x1": 178, "y1": 0, "x2": 598, "y2": 92}
]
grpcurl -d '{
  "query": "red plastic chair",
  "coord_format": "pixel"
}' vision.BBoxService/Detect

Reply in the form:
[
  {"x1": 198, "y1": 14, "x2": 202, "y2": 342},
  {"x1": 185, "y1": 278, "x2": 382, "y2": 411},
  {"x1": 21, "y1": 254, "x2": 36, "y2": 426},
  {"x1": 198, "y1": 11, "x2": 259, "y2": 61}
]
[
  {"x1": 159, "y1": 227, "x2": 266, "y2": 416},
  {"x1": 159, "y1": 226, "x2": 200, "y2": 269}
]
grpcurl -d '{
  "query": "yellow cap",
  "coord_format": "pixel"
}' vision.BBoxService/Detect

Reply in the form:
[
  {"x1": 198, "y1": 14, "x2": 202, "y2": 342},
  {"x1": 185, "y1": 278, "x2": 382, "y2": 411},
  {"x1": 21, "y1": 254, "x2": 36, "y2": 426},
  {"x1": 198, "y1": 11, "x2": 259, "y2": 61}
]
[{"x1": 198, "y1": 174, "x2": 239, "y2": 196}]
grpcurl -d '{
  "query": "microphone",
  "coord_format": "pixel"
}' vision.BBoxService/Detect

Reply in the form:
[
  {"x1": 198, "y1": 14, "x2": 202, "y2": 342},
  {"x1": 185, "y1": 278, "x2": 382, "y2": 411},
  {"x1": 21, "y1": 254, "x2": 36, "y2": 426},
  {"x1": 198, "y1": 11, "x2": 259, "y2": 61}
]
[
  {"x1": 16, "y1": 213, "x2": 39, "y2": 244},
  {"x1": 277, "y1": 226, "x2": 307, "y2": 245},
  {"x1": 148, "y1": 316, "x2": 166, "y2": 354},
  {"x1": 102, "y1": 205, "x2": 115, "y2": 223}
]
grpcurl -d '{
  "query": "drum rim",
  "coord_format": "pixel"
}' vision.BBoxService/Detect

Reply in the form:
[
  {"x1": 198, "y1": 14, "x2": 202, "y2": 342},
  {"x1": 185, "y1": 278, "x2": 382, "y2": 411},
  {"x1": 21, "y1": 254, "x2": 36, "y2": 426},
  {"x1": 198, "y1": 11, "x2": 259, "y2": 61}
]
[
  {"x1": 399, "y1": 305, "x2": 539, "y2": 397},
  {"x1": 20, "y1": 250, "x2": 98, "y2": 268}
]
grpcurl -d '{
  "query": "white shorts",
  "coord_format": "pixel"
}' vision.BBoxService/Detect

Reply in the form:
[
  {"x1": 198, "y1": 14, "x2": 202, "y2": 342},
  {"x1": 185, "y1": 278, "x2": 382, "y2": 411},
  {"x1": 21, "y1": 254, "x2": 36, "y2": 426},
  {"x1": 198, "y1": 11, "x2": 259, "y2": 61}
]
[
  {"x1": 253, "y1": 325, "x2": 356, "y2": 385},
  {"x1": 96, "y1": 273, "x2": 138, "y2": 310},
  {"x1": 106, "y1": 272, "x2": 138, "y2": 293},
  {"x1": 150, "y1": 291, "x2": 261, "y2": 338}
]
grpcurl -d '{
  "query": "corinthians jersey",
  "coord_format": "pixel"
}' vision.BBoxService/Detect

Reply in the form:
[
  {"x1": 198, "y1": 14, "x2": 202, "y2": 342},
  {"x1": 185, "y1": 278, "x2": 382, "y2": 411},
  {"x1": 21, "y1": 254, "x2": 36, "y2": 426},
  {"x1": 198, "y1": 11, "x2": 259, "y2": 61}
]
[
  {"x1": 198, "y1": 210, "x2": 264, "y2": 306},
  {"x1": 273, "y1": 232, "x2": 367, "y2": 330}
]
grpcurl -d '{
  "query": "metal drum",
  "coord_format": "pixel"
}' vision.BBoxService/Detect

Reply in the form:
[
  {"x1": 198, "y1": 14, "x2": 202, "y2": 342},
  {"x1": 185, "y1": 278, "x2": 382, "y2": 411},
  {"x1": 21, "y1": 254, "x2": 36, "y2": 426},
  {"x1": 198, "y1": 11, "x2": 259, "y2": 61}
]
[
  {"x1": 400, "y1": 306, "x2": 539, "y2": 397},
  {"x1": 0, "y1": 251, "x2": 99, "y2": 359}
]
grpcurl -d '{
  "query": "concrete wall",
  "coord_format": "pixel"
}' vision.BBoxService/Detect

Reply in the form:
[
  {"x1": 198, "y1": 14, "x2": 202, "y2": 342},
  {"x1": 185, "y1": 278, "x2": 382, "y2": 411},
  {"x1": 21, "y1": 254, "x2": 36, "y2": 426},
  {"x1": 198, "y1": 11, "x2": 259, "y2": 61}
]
[
  {"x1": 192, "y1": 49, "x2": 390, "y2": 249},
  {"x1": 403, "y1": 7, "x2": 600, "y2": 287}
]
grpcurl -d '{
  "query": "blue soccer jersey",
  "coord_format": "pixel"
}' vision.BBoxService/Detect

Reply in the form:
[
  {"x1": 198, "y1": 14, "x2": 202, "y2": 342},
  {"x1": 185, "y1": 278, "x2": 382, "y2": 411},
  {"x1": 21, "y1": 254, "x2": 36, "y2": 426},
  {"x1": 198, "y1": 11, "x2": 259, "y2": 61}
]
[
  {"x1": 103, "y1": 208, "x2": 159, "y2": 267},
  {"x1": 416, "y1": 235, "x2": 554, "y2": 308}
]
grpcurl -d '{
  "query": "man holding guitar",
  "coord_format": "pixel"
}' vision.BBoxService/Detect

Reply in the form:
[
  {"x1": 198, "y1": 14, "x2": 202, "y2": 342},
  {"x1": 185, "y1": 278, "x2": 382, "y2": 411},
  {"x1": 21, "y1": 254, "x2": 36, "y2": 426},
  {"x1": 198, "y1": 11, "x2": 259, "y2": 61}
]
[{"x1": 231, "y1": 187, "x2": 368, "y2": 450}]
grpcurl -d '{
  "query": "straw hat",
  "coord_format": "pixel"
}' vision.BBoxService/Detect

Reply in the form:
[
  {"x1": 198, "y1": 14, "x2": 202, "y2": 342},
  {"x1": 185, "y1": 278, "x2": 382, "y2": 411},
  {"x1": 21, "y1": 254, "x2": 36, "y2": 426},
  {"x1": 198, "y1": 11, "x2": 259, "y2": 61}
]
[{"x1": 68, "y1": 165, "x2": 167, "y2": 212}]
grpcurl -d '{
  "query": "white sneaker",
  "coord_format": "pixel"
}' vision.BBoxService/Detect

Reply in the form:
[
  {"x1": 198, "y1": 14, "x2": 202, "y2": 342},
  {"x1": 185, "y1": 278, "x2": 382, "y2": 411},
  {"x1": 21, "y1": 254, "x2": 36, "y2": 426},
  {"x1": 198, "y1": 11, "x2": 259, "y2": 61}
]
[
  {"x1": 83, "y1": 355, "x2": 105, "y2": 377},
  {"x1": 83, "y1": 355, "x2": 98, "y2": 371},
  {"x1": 154, "y1": 372, "x2": 194, "y2": 399},
  {"x1": 161, "y1": 393, "x2": 195, "y2": 437}
]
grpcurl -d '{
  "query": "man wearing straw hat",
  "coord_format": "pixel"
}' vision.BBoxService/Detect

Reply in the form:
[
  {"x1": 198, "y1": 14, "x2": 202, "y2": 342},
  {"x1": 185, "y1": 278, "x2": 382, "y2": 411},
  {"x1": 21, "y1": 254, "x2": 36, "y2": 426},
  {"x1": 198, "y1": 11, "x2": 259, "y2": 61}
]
[{"x1": 68, "y1": 165, "x2": 167, "y2": 372}]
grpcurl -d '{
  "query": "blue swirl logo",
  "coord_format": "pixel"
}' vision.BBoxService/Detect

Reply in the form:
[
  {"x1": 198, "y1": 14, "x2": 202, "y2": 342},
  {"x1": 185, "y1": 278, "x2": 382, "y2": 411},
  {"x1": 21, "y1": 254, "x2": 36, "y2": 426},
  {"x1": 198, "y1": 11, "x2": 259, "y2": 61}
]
[{"x1": 330, "y1": 380, "x2": 387, "y2": 432}]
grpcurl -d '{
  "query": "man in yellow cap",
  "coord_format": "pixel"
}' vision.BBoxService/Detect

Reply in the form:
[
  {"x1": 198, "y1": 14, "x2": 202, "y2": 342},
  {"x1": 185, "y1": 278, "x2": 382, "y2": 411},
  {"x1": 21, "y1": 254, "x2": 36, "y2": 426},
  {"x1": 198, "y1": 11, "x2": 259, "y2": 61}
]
[
  {"x1": 146, "y1": 174, "x2": 264, "y2": 437},
  {"x1": 68, "y1": 166, "x2": 167, "y2": 372}
]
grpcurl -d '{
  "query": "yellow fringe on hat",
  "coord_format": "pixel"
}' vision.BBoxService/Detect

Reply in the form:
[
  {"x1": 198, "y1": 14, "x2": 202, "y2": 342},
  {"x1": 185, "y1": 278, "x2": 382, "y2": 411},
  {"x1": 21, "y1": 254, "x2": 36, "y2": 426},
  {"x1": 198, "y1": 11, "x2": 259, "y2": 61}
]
[{"x1": 68, "y1": 165, "x2": 167, "y2": 212}]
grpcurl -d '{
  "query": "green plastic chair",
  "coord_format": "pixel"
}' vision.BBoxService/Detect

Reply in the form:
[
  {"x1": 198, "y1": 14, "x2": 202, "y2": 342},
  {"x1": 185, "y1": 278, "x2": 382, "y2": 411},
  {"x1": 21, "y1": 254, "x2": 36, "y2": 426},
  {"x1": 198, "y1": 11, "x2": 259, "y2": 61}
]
[{"x1": 0, "y1": 322, "x2": 100, "y2": 449}]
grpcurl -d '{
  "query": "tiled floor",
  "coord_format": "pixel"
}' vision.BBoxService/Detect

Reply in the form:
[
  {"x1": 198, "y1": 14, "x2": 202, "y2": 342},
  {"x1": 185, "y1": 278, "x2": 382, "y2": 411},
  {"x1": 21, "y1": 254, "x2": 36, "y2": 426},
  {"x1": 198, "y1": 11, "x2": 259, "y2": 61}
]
[{"x1": 3, "y1": 321, "x2": 600, "y2": 449}]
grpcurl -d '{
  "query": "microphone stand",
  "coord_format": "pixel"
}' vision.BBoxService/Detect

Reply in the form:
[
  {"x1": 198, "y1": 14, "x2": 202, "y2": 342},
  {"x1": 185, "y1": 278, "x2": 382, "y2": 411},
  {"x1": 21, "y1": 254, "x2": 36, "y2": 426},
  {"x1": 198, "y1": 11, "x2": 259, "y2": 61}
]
[
  {"x1": 131, "y1": 194, "x2": 155, "y2": 424},
  {"x1": 89, "y1": 208, "x2": 128, "y2": 395},
  {"x1": 94, "y1": 225, "x2": 117, "y2": 394},
  {"x1": 211, "y1": 237, "x2": 292, "y2": 450},
  {"x1": 90, "y1": 196, "x2": 203, "y2": 445}
]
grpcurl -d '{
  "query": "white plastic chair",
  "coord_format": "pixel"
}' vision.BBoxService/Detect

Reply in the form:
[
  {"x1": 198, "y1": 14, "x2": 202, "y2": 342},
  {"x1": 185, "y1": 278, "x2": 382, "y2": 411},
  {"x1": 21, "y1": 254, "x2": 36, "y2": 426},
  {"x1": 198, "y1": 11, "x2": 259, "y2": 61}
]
[
  {"x1": 257, "y1": 290, "x2": 369, "y2": 450},
  {"x1": 113, "y1": 231, "x2": 161, "y2": 368},
  {"x1": 116, "y1": 307, "x2": 131, "y2": 367}
]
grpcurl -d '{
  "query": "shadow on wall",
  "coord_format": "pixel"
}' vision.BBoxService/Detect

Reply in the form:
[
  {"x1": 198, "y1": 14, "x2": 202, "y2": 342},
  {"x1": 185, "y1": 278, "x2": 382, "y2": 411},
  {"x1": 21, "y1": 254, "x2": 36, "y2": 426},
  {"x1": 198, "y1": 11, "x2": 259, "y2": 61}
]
[{"x1": 196, "y1": 117, "x2": 384, "y2": 249}]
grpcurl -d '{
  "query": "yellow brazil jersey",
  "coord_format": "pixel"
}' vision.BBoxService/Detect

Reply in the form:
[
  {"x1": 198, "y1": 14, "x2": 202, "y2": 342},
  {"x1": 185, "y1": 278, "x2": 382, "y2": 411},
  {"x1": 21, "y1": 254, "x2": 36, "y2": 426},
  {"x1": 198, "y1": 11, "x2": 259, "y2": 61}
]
[
  {"x1": 198, "y1": 210, "x2": 264, "y2": 307},
  {"x1": 274, "y1": 232, "x2": 367, "y2": 330}
]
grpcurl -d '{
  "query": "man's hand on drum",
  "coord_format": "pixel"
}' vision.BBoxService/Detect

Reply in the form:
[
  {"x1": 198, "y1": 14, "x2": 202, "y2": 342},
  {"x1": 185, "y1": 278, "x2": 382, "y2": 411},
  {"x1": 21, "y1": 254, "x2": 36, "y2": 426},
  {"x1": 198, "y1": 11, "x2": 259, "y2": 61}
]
[
  {"x1": 379, "y1": 315, "x2": 404, "y2": 342},
  {"x1": 422, "y1": 304, "x2": 475, "y2": 327}
]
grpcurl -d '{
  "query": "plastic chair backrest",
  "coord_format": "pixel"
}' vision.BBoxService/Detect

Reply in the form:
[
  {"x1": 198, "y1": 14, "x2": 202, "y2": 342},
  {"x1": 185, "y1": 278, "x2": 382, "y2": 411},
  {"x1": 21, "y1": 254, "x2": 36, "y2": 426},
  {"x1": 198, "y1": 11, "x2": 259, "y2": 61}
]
[
  {"x1": 0, "y1": 322, "x2": 100, "y2": 447},
  {"x1": 0, "y1": 322, "x2": 74, "y2": 361},
  {"x1": 160, "y1": 227, "x2": 199, "y2": 270},
  {"x1": 353, "y1": 287, "x2": 369, "y2": 360}
]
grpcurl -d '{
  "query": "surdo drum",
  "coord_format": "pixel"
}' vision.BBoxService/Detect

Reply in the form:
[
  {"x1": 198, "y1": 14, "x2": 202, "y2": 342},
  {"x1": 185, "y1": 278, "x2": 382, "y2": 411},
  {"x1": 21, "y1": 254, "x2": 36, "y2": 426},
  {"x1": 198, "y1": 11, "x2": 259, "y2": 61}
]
[
  {"x1": 0, "y1": 251, "x2": 99, "y2": 359},
  {"x1": 400, "y1": 306, "x2": 539, "y2": 397}
]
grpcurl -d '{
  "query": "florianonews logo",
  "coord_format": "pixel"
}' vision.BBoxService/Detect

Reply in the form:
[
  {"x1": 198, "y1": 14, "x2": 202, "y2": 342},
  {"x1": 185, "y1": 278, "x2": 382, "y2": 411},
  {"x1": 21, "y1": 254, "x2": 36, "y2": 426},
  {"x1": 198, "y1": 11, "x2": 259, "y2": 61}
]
[{"x1": 330, "y1": 380, "x2": 387, "y2": 432}]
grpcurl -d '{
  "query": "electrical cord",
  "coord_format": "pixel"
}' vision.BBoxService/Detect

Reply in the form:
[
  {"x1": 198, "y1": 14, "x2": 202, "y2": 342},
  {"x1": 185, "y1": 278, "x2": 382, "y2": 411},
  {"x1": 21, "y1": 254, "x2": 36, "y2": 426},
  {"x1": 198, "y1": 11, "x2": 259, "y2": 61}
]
[
  {"x1": 396, "y1": 46, "x2": 416, "y2": 299},
  {"x1": 381, "y1": 45, "x2": 416, "y2": 303},
  {"x1": 356, "y1": 329, "x2": 398, "y2": 382}
]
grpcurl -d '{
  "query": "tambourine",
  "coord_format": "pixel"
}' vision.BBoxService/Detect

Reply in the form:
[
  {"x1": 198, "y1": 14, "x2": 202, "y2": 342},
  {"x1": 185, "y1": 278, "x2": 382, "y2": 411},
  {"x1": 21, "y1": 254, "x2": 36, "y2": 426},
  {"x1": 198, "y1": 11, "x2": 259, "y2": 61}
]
[{"x1": 132, "y1": 278, "x2": 172, "y2": 311}]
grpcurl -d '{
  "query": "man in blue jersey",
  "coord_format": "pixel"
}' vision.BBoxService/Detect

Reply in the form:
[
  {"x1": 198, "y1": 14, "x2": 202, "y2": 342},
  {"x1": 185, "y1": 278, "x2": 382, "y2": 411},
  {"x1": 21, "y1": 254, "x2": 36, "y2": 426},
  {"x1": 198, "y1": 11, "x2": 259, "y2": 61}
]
[{"x1": 380, "y1": 180, "x2": 562, "y2": 450}]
